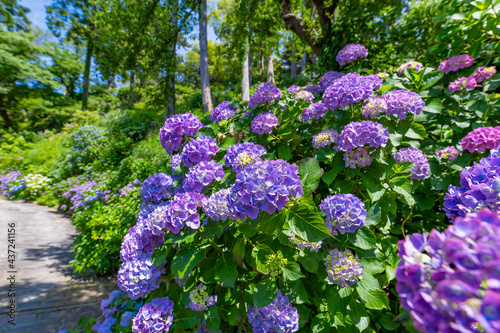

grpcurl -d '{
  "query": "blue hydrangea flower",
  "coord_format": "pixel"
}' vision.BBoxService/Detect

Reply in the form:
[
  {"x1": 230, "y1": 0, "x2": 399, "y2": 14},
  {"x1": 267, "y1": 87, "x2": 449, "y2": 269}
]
[
  {"x1": 301, "y1": 101, "x2": 327, "y2": 122},
  {"x1": 120, "y1": 311, "x2": 136, "y2": 327},
  {"x1": 224, "y1": 142, "x2": 267, "y2": 173},
  {"x1": 132, "y1": 297, "x2": 174, "y2": 333},
  {"x1": 211, "y1": 101, "x2": 237, "y2": 122},
  {"x1": 320, "y1": 194, "x2": 366, "y2": 235},
  {"x1": 338, "y1": 121, "x2": 390, "y2": 152},
  {"x1": 249, "y1": 82, "x2": 282, "y2": 108},
  {"x1": 247, "y1": 290, "x2": 299, "y2": 333},
  {"x1": 251, "y1": 112, "x2": 278, "y2": 135},
  {"x1": 228, "y1": 160, "x2": 303, "y2": 220},
  {"x1": 312, "y1": 129, "x2": 339, "y2": 149},
  {"x1": 205, "y1": 188, "x2": 232, "y2": 221},
  {"x1": 183, "y1": 161, "x2": 225, "y2": 192},
  {"x1": 319, "y1": 71, "x2": 345, "y2": 91},
  {"x1": 381, "y1": 90, "x2": 425, "y2": 119},
  {"x1": 306, "y1": 84, "x2": 322, "y2": 95},
  {"x1": 393, "y1": 147, "x2": 430, "y2": 180},
  {"x1": 95, "y1": 317, "x2": 116, "y2": 333},
  {"x1": 170, "y1": 154, "x2": 181, "y2": 172},
  {"x1": 325, "y1": 249, "x2": 364, "y2": 287},
  {"x1": 189, "y1": 283, "x2": 217, "y2": 311},
  {"x1": 323, "y1": 73, "x2": 375, "y2": 110},
  {"x1": 336, "y1": 43, "x2": 368, "y2": 66},
  {"x1": 163, "y1": 192, "x2": 207, "y2": 233},
  {"x1": 159, "y1": 113, "x2": 202, "y2": 154},
  {"x1": 141, "y1": 173, "x2": 175, "y2": 204},
  {"x1": 181, "y1": 135, "x2": 219, "y2": 168}
]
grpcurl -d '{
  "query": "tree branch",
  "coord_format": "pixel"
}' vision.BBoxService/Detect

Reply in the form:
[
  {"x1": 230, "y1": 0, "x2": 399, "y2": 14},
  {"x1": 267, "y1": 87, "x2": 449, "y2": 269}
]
[{"x1": 310, "y1": 0, "x2": 339, "y2": 27}]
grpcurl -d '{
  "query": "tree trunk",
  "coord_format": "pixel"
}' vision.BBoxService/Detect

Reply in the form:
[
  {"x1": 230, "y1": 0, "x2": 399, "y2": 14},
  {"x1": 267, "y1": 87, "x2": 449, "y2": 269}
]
[
  {"x1": 129, "y1": 71, "x2": 135, "y2": 105},
  {"x1": 301, "y1": 50, "x2": 307, "y2": 73},
  {"x1": 108, "y1": 75, "x2": 115, "y2": 90},
  {"x1": 199, "y1": 0, "x2": 212, "y2": 113},
  {"x1": 82, "y1": 39, "x2": 93, "y2": 110},
  {"x1": 165, "y1": 0, "x2": 178, "y2": 119},
  {"x1": 0, "y1": 95, "x2": 13, "y2": 129},
  {"x1": 290, "y1": 40, "x2": 297, "y2": 78},
  {"x1": 68, "y1": 80, "x2": 76, "y2": 99},
  {"x1": 267, "y1": 54, "x2": 275, "y2": 85},
  {"x1": 259, "y1": 51, "x2": 264, "y2": 76},
  {"x1": 248, "y1": 31, "x2": 252, "y2": 88},
  {"x1": 241, "y1": 48, "x2": 250, "y2": 102}
]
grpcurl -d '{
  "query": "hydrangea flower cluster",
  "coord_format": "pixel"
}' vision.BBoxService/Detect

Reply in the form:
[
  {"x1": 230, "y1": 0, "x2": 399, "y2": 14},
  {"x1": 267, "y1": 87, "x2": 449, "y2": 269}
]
[
  {"x1": 306, "y1": 84, "x2": 322, "y2": 95},
  {"x1": 393, "y1": 147, "x2": 430, "y2": 180},
  {"x1": 295, "y1": 90, "x2": 314, "y2": 102},
  {"x1": 141, "y1": 173, "x2": 174, "y2": 204},
  {"x1": 266, "y1": 250, "x2": 287, "y2": 277},
  {"x1": 159, "y1": 113, "x2": 202, "y2": 154},
  {"x1": 227, "y1": 159, "x2": 303, "y2": 220},
  {"x1": 336, "y1": 43, "x2": 368, "y2": 66},
  {"x1": 312, "y1": 129, "x2": 339, "y2": 149},
  {"x1": 0, "y1": 170, "x2": 25, "y2": 198},
  {"x1": 319, "y1": 71, "x2": 345, "y2": 91},
  {"x1": 120, "y1": 311, "x2": 136, "y2": 328},
  {"x1": 438, "y1": 54, "x2": 474, "y2": 74},
  {"x1": 210, "y1": 101, "x2": 237, "y2": 122},
  {"x1": 183, "y1": 161, "x2": 225, "y2": 192},
  {"x1": 361, "y1": 98, "x2": 388, "y2": 118},
  {"x1": 162, "y1": 192, "x2": 207, "y2": 233},
  {"x1": 224, "y1": 142, "x2": 267, "y2": 173},
  {"x1": 437, "y1": 146, "x2": 460, "y2": 161},
  {"x1": 449, "y1": 76, "x2": 477, "y2": 92},
  {"x1": 325, "y1": 249, "x2": 364, "y2": 287},
  {"x1": 249, "y1": 82, "x2": 282, "y2": 108},
  {"x1": 92, "y1": 317, "x2": 116, "y2": 333},
  {"x1": 181, "y1": 135, "x2": 219, "y2": 168},
  {"x1": 377, "y1": 72, "x2": 389, "y2": 79},
  {"x1": 23, "y1": 173, "x2": 51, "y2": 197},
  {"x1": 471, "y1": 66, "x2": 497, "y2": 82},
  {"x1": 132, "y1": 297, "x2": 174, "y2": 333},
  {"x1": 323, "y1": 73, "x2": 375, "y2": 110},
  {"x1": 338, "y1": 121, "x2": 390, "y2": 152},
  {"x1": 189, "y1": 284, "x2": 217, "y2": 311},
  {"x1": 443, "y1": 149, "x2": 500, "y2": 221},
  {"x1": 460, "y1": 126, "x2": 500, "y2": 153},
  {"x1": 287, "y1": 85, "x2": 299, "y2": 95},
  {"x1": 69, "y1": 125, "x2": 106, "y2": 152},
  {"x1": 363, "y1": 74, "x2": 383, "y2": 91},
  {"x1": 247, "y1": 290, "x2": 299, "y2": 333},
  {"x1": 288, "y1": 234, "x2": 322, "y2": 252},
  {"x1": 344, "y1": 147, "x2": 372, "y2": 168},
  {"x1": 395, "y1": 209, "x2": 500, "y2": 332},
  {"x1": 320, "y1": 194, "x2": 366, "y2": 235},
  {"x1": 100, "y1": 290, "x2": 123, "y2": 319},
  {"x1": 396, "y1": 60, "x2": 423, "y2": 75},
  {"x1": 62, "y1": 181, "x2": 109, "y2": 210},
  {"x1": 205, "y1": 188, "x2": 231, "y2": 221},
  {"x1": 251, "y1": 112, "x2": 278, "y2": 135},
  {"x1": 170, "y1": 154, "x2": 181, "y2": 172},
  {"x1": 381, "y1": 90, "x2": 425, "y2": 119},
  {"x1": 118, "y1": 252, "x2": 165, "y2": 300},
  {"x1": 119, "y1": 181, "x2": 141, "y2": 196},
  {"x1": 301, "y1": 101, "x2": 328, "y2": 121}
]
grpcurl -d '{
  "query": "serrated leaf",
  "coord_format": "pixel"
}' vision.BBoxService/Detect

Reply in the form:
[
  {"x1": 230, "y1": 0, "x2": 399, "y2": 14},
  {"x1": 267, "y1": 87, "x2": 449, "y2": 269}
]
[
  {"x1": 359, "y1": 258, "x2": 385, "y2": 275},
  {"x1": 205, "y1": 306, "x2": 221, "y2": 332},
  {"x1": 365, "y1": 203, "x2": 381, "y2": 227},
  {"x1": 405, "y1": 122, "x2": 427, "y2": 140},
  {"x1": 322, "y1": 169, "x2": 337, "y2": 186},
  {"x1": 287, "y1": 200, "x2": 331, "y2": 242},
  {"x1": 348, "y1": 227, "x2": 376, "y2": 250},
  {"x1": 297, "y1": 157, "x2": 324, "y2": 193},
  {"x1": 175, "y1": 308, "x2": 204, "y2": 329},
  {"x1": 198, "y1": 258, "x2": 217, "y2": 284},
  {"x1": 356, "y1": 274, "x2": 390, "y2": 310},
  {"x1": 282, "y1": 262, "x2": 304, "y2": 281},
  {"x1": 253, "y1": 278, "x2": 278, "y2": 309},
  {"x1": 279, "y1": 277, "x2": 309, "y2": 304},
  {"x1": 347, "y1": 300, "x2": 370, "y2": 331},
  {"x1": 258, "y1": 210, "x2": 286, "y2": 234},
  {"x1": 278, "y1": 143, "x2": 292, "y2": 160},
  {"x1": 152, "y1": 245, "x2": 168, "y2": 268},
  {"x1": 171, "y1": 245, "x2": 207, "y2": 279},
  {"x1": 327, "y1": 286, "x2": 352, "y2": 315},
  {"x1": 423, "y1": 99, "x2": 442, "y2": 114},
  {"x1": 201, "y1": 218, "x2": 224, "y2": 239},
  {"x1": 367, "y1": 186, "x2": 386, "y2": 202},
  {"x1": 215, "y1": 253, "x2": 238, "y2": 288},
  {"x1": 421, "y1": 70, "x2": 443, "y2": 90},
  {"x1": 393, "y1": 185, "x2": 416, "y2": 206},
  {"x1": 311, "y1": 313, "x2": 332, "y2": 333}
]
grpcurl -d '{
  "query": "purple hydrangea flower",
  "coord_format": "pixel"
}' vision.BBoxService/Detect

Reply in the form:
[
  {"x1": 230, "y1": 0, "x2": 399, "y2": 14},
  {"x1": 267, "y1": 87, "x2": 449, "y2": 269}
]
[
  {"x1": 181, "y1": 135, "x2": 219, "y2": 168},
  {"x1": 247, "y1": 290, "x2": 299, "y2": 333},
  {"x1": 461, "y1": 127, "x2": 500, "y2": 153},
  {"x1": 141, "y1": 173, "x2": 174, "y2": 204},
  {"x1": 396, "y1": 60, "x2": 423, "y2": 76},
  {"x1": 100, "y1": 290, "x2": 123, "y2": 318},
  {"x1": 336, "y1": 43, "x2": 368, "y2": 66},
  {"x1": 224, "y1": 142, "x2": 267, "y2": 173},
  {"x1": 443, "y1": 150, "x2": 500, "y2": 221},
  {"x1": 287, "y1": 85, "x2": 299, "y2": 95},
  {"x1": 301, "y1": 101, "x2": 328, "y2": 122},
  {"x1": 392, "y1": 147, "x2": 430, "y2": 180},
  {"x1": 306, "y1": 84, "x2": 322, "y2": 95},
  {"x1": 251, "y1": 112, "x2": 278, "y2": 135},
  {"x1": 312, "y1": 129, "x2": 339, "y2": 149},
  {"x1": 162, "y1": 192, "x2": 207, "y2": 233},
  {"x1": 62, "y1": 181, "x2": 108, "y2": 210},
  {"x1": 133, "y1": 179, "x2": 142, "y2": 186},
  {"x1": 211, "y1": 101, "x2": 237, "y2": 122},
  {"x1": 249, "y1": 82, "x2": 282, "y2": 108},
  {"x1": 320, "y1": 194, "x2": 366, "y2": 235},
  {"x1": 159, "y1": 113, "x2": 202, "y2": 154},
  {"x1": 381, "y1": 90, "x2": 425, "y2": 119},
  {"x1": 362, "y1": 74, "x2": 383, "y2": 91},
  {"x1": 288, "y1": 234, "x2": 322, "y2": 252},
  {"x1": 117, "y1": 253, "x2": 165, "y2": 300},
  {"x1": 449, "y1": 77, "x2": 477, "y2": 92},
  {"x1": 362, "y1": 98, "x2": 388, "y2": 118},
  {"x1": 323, "y1": 73, "x2": 375, "y2": 110},
  {"x1": 189, "y1": 283, "x2": 217, "y2": 311},
  {"x1": 0, "y1": 170, "x2": 25, "y2": 198},
  {"x1": 438, "y1": 54, "x2": 474, "y2": 74},
  {"x1": 228, "y1": 160, "x2": 303, "y2": 220},
  {"x1": 132, "y1": 297, "x2": 174, "y2": 333},
  {"x1": 437, "y1": 146, "x2": 460, "y2": 161},
  {"x1": 319, "y1": 71, "x2": 345, "y2": 91},
  {"x1": 338, "y1": 121, "x2": 390, "y2": 152},
  {"x1": 471, "y1": 66, "x2": 497, "y2": 83},
  {"x1": 205, "y1": 188, "x2": 231, "y2": 221},
  {"x1": 295, "y1": 90, "x2": 314, "y2": 102},
  {"x1": 396, "y1": 209, "x2": 500, "y2": 333},
  {"x1": 325, "y1": 249, "x2": 364, "y2": 287},
  {"x1": 120, "y1": 311, "x2": 136, "y2": 328},
  {"x1": 120, "y1": 222, "x2": 165, "y2": 262},
  {"x1": 183, "y1": 161, "x2": 225, "y2": 192},
  {"x1": 343, "y1": 147, "x2": 373, "y2": 168},
  {"x1": 170, "y1": 154, "x2": 181, "y2": 172}
]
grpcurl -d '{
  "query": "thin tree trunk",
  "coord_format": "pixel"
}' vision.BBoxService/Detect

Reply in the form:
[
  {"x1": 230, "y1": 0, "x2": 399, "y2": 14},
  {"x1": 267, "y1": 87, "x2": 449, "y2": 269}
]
[
  {"x1": 129, "y1": 71, "x2": 135, "y2": 105},
  {"x1": 166, "y1": 0, "x2": 178, "y2": 119},
  {"x1": 267, "y1": 54, "x2": 275, "y2": 85},
  {"x1": 108, "y1": 75, "x2": 115, "y2": 90},
  {"x1": 248, "y1": 30, "x2": 252, "y2": 88},
  {"x1": 259, "y1": 51, "x2": 264, "y2": 76},
  {"x1": 68, "y1": 80, "x2": 76, "y2": 99},
  {"x1": 301, "y1": 50, "x2": 307, "y2": 73},
  {"x1": 291, "y1": 40, "x2": 297, "y2": 78},
  {"x1": 242, "y1": 48, "x2": 250, "y2": 102},
  {"x1": 199, "y1": 0, "x2": 212, "y2": 113},
  {"x1": 0, "y1": 96, "x2": 12, "y2": 129},
  {"x1": 82, "y1": 39, "x2": 93, "y2": 110}
]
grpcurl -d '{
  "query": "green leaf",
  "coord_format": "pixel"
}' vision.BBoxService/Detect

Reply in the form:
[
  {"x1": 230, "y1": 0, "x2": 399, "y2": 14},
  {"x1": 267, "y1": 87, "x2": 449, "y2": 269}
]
[
  {"x1": 367, "y1": 186, "x2": 386, "y2": 202},
  {"x1": 258, "y1": 210, "x2": 286, "y2": 235},
  {"x1": 198, "y1": 258, "x2": 217, "y2": 284},
  {"x1": 423, "y1": 99, "x2": 442, "y2": 114},
  {"x1": 322, "y1": 169, "x2": 337, "y2": 186},
  {"x1": 365, "y1": 203, "x2": 381, "y2": 227},
  {"x1": 205, "y1": 306, "x2": 221, "y2": 332},
  {"x1": 421, "y1": 70, "x2": 443, "y2": 90},
  {"x1": 220, "y1": 136, "x2": 237, "y2": 149},
  {"x1": 152, "y1": 245, "x2": 168, "y2": 268},
  {"x1": 393, "y1": 185, "x2": 416, "y2": 206},
  {"x1": 298, "y1": 250, "x2": 321, "y2": 273},
  {"x1": 278, "y1": 143, "x2": 292, "y2": 160},
  {"x1": 348, "y1": 227, "x2": 376, "y2": 250},
  {"x1": 297, "y1": 157, "x2": 324, "y2": 193},
  {"x1": 287, "y1": 200, "x2": 331, "y2": 242},
  {"x1": 282, "y1": 262, "x2": 304, "y2": 281},
  {"x1": 311, "y1": 313, "x2": 332, "y2": 333},
  {"x1": 279, "y1": 277, "x2": 309, "y2": 304},
  {"x1": 347, "y1": 299, "x2": 370, "y2": 331},
  {"x1": 327, "y1": 286, "x2": 352, "y2": 315},
  {"x1": 450, "y1": 13, "x2": 466, "y2": 20},
  {"x1": 174, "y1": 308, "x2": 204, "y2": 329},
  {"x1": 171, "y1": 245, "x2": 207, "y2": 279},
  {"x1": 253, "y1": 278, "x2": 278, "y2": 309},
  {"x1": 356, "y1": 274, "x2": 390, "y2": 310},
  {"x1": 201, "y1": 218, "x2": 224, "y2": 239},
  {"x1": 359, "y1": 258, "x2": 385, "y2": 275},
  {"x1": 379, "y1": 313, "x2": 401, "y2": 330},
  {"x1": 214, "y1": 253, "x2": 238, "y2": 288},
  {"x1": 405, "y1": 122, "x2": 427, "y2": 140}
]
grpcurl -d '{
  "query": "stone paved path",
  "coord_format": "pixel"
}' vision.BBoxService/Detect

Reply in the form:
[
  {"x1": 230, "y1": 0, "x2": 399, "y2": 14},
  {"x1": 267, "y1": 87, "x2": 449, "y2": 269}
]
[{"x1": 0, "y1": 200, "x2": 116, "y2": 333}]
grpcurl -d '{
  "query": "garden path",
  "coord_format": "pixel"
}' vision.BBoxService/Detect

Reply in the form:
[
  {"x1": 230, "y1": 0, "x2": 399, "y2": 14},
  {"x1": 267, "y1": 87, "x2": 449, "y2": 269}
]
[{"x1": 0, "y1": 199, "x2": 116, "y2": 333}]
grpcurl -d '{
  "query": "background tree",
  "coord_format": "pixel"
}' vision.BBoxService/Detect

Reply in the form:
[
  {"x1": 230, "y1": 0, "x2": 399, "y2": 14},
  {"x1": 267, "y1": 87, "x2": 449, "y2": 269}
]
[{"x1": 0, "y1": 0, "x2": 30, "y2": 31}]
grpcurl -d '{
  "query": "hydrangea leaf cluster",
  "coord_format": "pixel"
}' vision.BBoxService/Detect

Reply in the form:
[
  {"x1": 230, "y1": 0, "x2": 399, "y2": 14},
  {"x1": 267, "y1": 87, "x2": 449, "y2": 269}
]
[
  {"x1": 159, "y1": 113, "x2": 202, "y2": 154},
  {"x1": 449, "y1": 76, "x2": 477, "y2": 92},
  {"x1": 323, "y1": 73, "x2": 376, "y2": 110},
  {"x1": 336, "y1": 43, "x2": 368, "y2": 66},
  {"x1": 437, "y1": 146, "x2": 460, "y2": 161},
  {"x1": 438, "y1": 54, "x2": 474, "y2": 74},
  {"x1": 381, "y1": 90, "x2": 425, "y2": 119},
  {"x1": 251, "y1": 112, "x2": 278, "y2": 135},
  {"x1": 325, "y1": 249, "x2": 364, "y2": 287},
  {"x1": 183, "y1": 161, "x2": 225, "y2": 192},
  {"x1": 320, "y1": 194, "x2": 366, "y2": 235},
  {"x1": 312, "y1": 129, "x2": 339, "y2": 149},
  {"x1": 210, "y1": 101, "x2": 237, "y2": 122},
  {"x1": 396, "y1": 60, "x2": 423, "y2": 76},
  {"x1": 224, "y1": 142, "x2": 267, "y2": 173},
  {"x1": 247, "y1": 290, "x2": 299, "y2": 333},
  {"x1": 180, "y1": 135, "x2": 219, "y2": 168},
  {"x1": 460, "y1": 126, "x2": 500, "y2": 153},
  {"x1": 343, "y1": 147, "x2": 373, "y2": 168},
  {"x1": 132, "y1": 297, "x2": 174, "y2": 333},
  {"x1": 189, "y1": 283, "x2": 217, "y2": 311},
  {"x1": 338, "y1": 121, "x2": 390, "y2": 152},
  {"x1": 392, "y1": 147, "x2": 431, "y2": 180},
  {"x1": 249, "y1": 82, "x2": 282, "y2": 108},
  {"x1": 396, "y1": 209, "x2": 500, "y2": 332}
]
